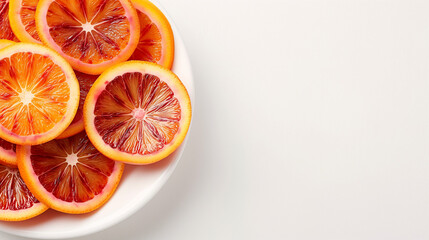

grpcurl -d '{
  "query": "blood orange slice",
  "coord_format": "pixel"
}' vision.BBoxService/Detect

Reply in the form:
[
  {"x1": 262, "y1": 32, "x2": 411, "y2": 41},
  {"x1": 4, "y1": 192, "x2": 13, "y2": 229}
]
[
  {"x1": 35, "y1": 0, "x2": 140, "y2": 75},
  {"x1": 17, "y1": 132, "x2": 124, "y2": 214},
  {"x1": 9, "y1": 0, "x2": 41, "y2": 43},
  {"x1": 129, "y1": 0, "x2": 174, "y2": 69},
  {"x1": 0, "y1": 43, "x2": 79, "y2": 145},
  {"x1": 0, "y1": 164, "x2": 48, "y2": 221},
  {"x1": 57, "y1": 72, "x2": 97, "y2": 139},
  {"x1": 84, "y1": 61, "x2": 191, "y2": 164},
  {"x1": 0, "y1": 0, "x2": 18, "y2": 40}
]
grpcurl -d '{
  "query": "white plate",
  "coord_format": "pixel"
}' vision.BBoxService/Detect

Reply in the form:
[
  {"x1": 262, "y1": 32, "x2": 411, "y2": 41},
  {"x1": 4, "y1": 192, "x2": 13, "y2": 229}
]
[{"x1": 0, "y1": 1, "x2": 194, "y2": 238}]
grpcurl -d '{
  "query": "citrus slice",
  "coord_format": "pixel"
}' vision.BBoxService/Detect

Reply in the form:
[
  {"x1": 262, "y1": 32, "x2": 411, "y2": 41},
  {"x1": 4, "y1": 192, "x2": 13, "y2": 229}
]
[
  {"x1": 35, "y1": 0, "x2": 140, "y2": 75},
  {"x1": 84, "y1": 61, "x2": 191, "y2": 164},
  {"x1": 9, "y1": 0, "x2": 42, "y2": 43},
  {"x1": 129, "y1": 0, "x2": 174, "y2": 69},
  {"x1": 0, "y1": 164, "x2": 48, "y2": 221},
  {"x1": 57, "y1": 72, "x2": 97, "y2": 139},
  {"x1": 0, "y1": 43, "x2": 79, "y2": 145},
  {"x1": 0, "y1": 0, "x2": 18, "y2": 41},
  {"x1": 17, "y1": 132, "x2": 124, "y2": 214}
]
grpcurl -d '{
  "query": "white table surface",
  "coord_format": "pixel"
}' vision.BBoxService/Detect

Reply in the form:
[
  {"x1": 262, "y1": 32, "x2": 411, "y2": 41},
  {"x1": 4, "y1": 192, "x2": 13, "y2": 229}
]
[{"x1": 2, "y1": 0, "x2": 429, "y2": 239}]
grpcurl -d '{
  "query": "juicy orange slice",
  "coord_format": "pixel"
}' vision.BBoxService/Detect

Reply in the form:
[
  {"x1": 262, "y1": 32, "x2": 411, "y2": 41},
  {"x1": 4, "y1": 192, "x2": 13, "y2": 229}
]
[
  {"x1": 129, "y1": 0, "x2": 174, "y2": 69},
  {"x1": 0, "y1": 0, "x2": 18, "y2": 40},
  {"x1": 57, "y1": 72, "x2": 97, "y2": 139},
  {"x1": 84, "y1": 61, "x2": 191, "y2": 164},
  {"x1": 17, "y1": 132, "x2": 124, "y2": 214},
  {"x1": 0, "y1": 43, "x2": 79, "y2": 145},
  {"x1": 0, "y1": 164, "x2": 48, "y2": 221},
  {"x1": 9, "y1": 0, "x2": 41, "y2": 43},
  {"x1": 35, "y1": 0, "x2": 140, "y2": 75}
]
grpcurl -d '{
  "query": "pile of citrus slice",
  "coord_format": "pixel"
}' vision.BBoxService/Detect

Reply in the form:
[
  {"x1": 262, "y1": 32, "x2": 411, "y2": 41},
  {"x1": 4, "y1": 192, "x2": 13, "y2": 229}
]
[{"x1": 0, "y1": 0, "x2": 191, "y2": 221}]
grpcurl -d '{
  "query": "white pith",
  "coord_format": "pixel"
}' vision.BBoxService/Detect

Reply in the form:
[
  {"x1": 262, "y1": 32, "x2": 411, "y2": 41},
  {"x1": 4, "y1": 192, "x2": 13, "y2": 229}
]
[{"x1": 18, "y1": 90, "x2": 34, "y2": 106}]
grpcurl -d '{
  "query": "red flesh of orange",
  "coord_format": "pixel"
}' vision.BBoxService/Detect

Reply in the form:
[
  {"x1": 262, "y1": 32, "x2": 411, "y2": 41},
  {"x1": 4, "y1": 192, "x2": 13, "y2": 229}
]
[
  {"x1": 70, "y1": 72, "x2": 97, "y2": 127},
  {"x1": 0, "y1": 138, "x2": 15, "y2": 153},
  {"x1": 30, "y1": 132, "x2": 116, "y2": 202},
  {"x1": 0, "y1": 0, "x2": 17, "y2": 40},
  {"x1": 129, "y1": 11, "x2": 162, "y2": 63},
  {"x1": 20, "y1": 0, "x2": 40, "y2": 41},
  {"x1": 46, "y1": 0, "x2": 132, "y2": 65},
  {"x1": 94, "y1": 72, "x2": 181, "y2": 155},
  {"x1": 0, "y1": 165, "x2": 40, "y2": 210}
]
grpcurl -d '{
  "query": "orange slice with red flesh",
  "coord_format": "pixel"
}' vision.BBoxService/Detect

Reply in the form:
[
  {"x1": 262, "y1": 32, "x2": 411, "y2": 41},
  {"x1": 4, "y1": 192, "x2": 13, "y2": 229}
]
[
  {"x1": 35, "y1": 0, "x2": 140, "y2": 75},
  {"x1": 0, "y1": 43, "x2": 79, "y2": 145},
  {"x1": 0, "y1": 164, "x2": 48, "y2": 221},
  {"x1": 0, "y1": 0, "x2": 18, "y2": 41},
  {"x1": 129, "y1": 0, "x2": 174, "y2": 69},
  {"x1": 57, "y1": 72, "x2": 97, "y2": 139},
  {"x1": 17, "y1": 132, "x2": 124, "y2": 214},
  {"x1": 84, "y1": 61, "x2": 191, "y2": 164},
  {"x1": 9, "y1": 0, "x2": 42, "y2": 43}
]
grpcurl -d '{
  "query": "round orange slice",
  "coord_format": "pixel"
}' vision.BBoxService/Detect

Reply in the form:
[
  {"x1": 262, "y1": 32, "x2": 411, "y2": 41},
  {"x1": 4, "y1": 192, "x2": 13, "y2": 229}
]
[
  {"x1": 84, "y1": 61, "x2": 192, "y2": 164},
  {"x1": 17, "y1": 132, "x2": 124, "y2": 214},
  {"x1": 0, "y1": 0, "x2": 18, "y2": 41},
  {"x1": 57, "y1": 72, "x2": 97, "y2": 139},
  {"x1": 0, "y1": 164, "x2": 48, "y2": 221},
  {"x1": 129, "y1": 0, "x2": 174, "y2": 69},
  {"x1": 9, "y1": 0, "x2": 42, "y2": 43},
  {"x1": 35, "y1": 0, "x2": 140, "y2": 75},
  {"x1": 0, "y1": 43, "x2": 79, "y2": 145}
]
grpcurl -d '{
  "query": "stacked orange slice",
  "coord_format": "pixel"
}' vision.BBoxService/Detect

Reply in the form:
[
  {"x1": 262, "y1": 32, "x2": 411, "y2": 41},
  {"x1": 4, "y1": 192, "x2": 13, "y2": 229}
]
[
  {"x1": 9, "y1": 0, "x2": 41, "y2": 43},
  {"x1": 129, "y1": 0, "x2": 174, "y2": 69},
  {"x1": 84, "y1": 61, "x2": 191, "y2": 164},
  {"x1": 35, "y1": 0, "x2": 140, "y2": 75},
  {"x1": 0, "y1": 0, "x2": 192, "y2": 222},
  {"x1": 0, "y1": 43, "x2": 79, "y2": 145}
]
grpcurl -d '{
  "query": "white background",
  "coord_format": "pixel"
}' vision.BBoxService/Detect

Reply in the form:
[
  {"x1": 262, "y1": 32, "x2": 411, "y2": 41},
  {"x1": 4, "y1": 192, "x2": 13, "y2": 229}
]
[{"x1": 2, "y1": 0, "x2": 429, "y2": 239}]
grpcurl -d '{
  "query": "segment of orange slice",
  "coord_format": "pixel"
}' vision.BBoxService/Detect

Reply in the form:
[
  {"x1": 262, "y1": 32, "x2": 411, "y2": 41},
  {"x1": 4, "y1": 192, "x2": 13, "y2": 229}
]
[
  {"x1": 35, "y1": 0, "x2": 140, "y2": 75},
  {"x1": 0, "y1": 138, "x2": 16, "y2": 166},
  {"x1": 84, "y1": 61, "x2": 191, "y2": 164},
  {"x1": 0, "y1": 43, "x2": 79, "y2": 145},
  {"x1": 129, "y1": 0, "x2": 174, "y2": 69},
  {"x1": 0, "y1": 0, "x2": 18, "y2": 40},
  {"x1": 0, "y1": 40, "x2": 17, "y2": 166},
  {"x1": 0, "y1": 164, "x2": 48, "y2": 221},
  {"x1": 17, "y1": 132, "x2": 124, "y2": 214},
  {"x1": 0, "y1": 39, "x2": 15, "y2": 49},
  {"x1": 9, "y1": 0, "x2": 41, "y2": 43},
  {"x1": 57, "y1": 72, "x2": 97, "y2": 139}
]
